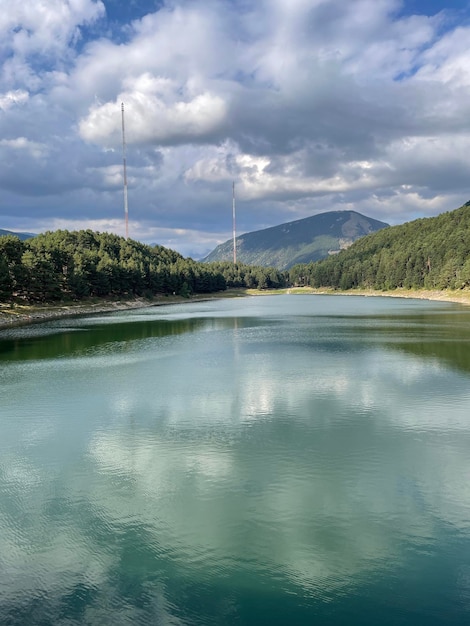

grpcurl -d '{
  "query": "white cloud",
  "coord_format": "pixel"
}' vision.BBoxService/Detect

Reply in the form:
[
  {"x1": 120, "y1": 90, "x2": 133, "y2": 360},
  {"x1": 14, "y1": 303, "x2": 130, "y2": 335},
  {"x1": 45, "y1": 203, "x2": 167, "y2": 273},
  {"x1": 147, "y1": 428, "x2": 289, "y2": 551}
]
[
  {"x1": 0, "y1": 0, "x2": 105, "y2": 58},
  {"x1": 415, "y1": 26, "x2": 470, "y2": 87},
  {"x1": 0, "y1": 137, "x2": 48, "y2": 158},
  {"x1": 79, "y1": 80, "x2": 228, "y2": 145},
  {"x1": 0, "y1": 89, "x2": 29, "y2": 110}
]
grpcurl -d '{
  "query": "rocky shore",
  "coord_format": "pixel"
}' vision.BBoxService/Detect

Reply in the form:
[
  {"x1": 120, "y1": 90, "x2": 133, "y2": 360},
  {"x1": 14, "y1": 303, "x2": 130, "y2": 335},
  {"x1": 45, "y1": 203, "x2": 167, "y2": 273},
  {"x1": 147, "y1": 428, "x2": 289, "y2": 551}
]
[{"x1": 0, "y1": 295, "x2": 194, "y2": 330}]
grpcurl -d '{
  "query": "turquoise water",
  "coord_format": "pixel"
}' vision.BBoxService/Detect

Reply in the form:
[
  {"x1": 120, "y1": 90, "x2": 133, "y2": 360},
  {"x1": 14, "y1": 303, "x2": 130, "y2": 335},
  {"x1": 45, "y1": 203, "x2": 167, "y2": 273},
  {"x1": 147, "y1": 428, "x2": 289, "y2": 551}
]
[{"x1": 1, "y1": 294, "x2": 470, "y2": 625}]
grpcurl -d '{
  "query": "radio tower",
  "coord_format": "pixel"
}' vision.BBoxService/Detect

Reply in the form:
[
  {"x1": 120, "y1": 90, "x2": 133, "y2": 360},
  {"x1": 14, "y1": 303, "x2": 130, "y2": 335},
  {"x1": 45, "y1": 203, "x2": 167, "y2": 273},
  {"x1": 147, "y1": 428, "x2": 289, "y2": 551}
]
[
  {"x1": 121, "y1": 102, "x2": 129, "y2": 239},
  {"x1": 232, "y1": 181, "x2": 237, "y2": 264}
]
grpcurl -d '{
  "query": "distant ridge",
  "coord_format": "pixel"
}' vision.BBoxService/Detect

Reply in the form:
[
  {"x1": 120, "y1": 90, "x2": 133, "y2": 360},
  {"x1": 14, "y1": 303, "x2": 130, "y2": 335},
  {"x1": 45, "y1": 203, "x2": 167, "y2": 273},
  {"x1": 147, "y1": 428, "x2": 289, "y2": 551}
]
[
  {"x1": 0, "y1": 229, "x2": 36, "y2": 240},
  {"x1": 202, "y1": 210, "x2": 389, "y2": 269}
]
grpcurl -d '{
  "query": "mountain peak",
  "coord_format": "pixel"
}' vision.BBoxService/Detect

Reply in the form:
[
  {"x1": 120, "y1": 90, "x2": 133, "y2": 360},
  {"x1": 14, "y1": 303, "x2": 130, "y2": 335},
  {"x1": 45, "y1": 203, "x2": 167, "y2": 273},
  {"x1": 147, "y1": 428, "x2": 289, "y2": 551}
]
[{"x1": 202, "y1": 210, "x2": 389, "y2": 269}]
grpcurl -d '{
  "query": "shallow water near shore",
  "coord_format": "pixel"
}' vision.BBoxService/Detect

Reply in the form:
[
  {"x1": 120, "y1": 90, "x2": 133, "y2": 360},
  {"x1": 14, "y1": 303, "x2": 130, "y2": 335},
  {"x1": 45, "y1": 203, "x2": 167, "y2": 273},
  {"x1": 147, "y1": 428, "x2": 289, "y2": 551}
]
[{"x1": 1, "y1": 294, "x2": 470, "y2": 624}]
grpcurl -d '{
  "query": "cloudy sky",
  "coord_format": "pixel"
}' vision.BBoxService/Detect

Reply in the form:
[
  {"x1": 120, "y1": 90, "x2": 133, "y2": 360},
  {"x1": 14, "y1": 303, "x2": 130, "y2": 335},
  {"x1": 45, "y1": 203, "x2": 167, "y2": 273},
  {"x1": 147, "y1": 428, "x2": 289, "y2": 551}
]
[{"x1": 1, "y1": 0, "x2": 470, "y2": 257}]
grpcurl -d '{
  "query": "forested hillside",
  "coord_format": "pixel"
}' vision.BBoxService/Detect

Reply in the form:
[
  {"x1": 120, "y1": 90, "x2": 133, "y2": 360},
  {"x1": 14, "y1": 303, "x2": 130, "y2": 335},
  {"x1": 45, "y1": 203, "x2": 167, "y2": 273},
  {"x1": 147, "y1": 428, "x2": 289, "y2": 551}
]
[
  {"x1": 0, "y1": 230, "x2": 227, "y2": 302},
  {"x1": 288, "y1": 202, "x2": 470, "y2": 291},
  {"x1": 0, "y1": 230, "x2": 288, "y2": 303}
]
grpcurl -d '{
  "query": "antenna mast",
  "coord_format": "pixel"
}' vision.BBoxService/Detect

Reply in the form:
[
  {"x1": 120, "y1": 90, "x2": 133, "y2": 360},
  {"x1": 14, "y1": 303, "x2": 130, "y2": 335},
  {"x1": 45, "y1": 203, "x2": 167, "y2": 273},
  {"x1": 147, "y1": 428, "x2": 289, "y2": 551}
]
[
  {"x1": 232, "y1": 181, "x2": 237, "y2": 264},
  {"x1": 121, "y1": 102, "x2": 129, "y2": 239}
]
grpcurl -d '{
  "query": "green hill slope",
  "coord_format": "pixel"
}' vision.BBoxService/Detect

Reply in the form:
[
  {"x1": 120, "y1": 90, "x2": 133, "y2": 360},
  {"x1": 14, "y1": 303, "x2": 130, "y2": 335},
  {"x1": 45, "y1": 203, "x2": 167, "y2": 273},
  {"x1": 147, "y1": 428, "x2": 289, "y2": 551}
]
[
  {"x1": 202, "y1": 211, "x2": 389, "y2": 270},
  {"x1": 290, "y1": 201, "x2": 470, "y2": 291},
  {"x1": 0, "y1": 229, "x2": 36, "y2": 240}
]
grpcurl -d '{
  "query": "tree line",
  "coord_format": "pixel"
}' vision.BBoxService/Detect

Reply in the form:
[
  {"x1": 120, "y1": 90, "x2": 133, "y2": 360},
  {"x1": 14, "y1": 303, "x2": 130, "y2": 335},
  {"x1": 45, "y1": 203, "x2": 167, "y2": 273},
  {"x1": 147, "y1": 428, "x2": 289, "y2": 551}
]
[
  {"x1": 205, "y1": 261, "x2": 287, "y2": 290},
  {"x1": 0, "y1": 229, "x2": 288, "y2": 303},
  {"x1": 287, "y1": 202, "x2": 470, "y2": 291},
  {"x1": 5, "y1": 202, "x2": 467, "y2": 303}
]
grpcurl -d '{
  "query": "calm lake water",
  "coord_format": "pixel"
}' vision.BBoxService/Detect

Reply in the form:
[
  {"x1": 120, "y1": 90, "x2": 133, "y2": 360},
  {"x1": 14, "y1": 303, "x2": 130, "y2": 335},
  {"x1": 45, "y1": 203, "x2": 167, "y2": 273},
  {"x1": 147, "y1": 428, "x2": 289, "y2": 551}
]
[{"x1": 1, "y1": 294, "x2": 470, "y2": 625}]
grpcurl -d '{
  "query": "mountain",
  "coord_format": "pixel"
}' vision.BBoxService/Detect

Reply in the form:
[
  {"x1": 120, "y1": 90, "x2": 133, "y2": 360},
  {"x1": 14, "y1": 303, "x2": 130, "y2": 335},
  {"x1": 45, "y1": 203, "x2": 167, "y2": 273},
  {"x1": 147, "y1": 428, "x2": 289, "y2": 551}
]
[
  {"x1": 292, "y1": 201, "x2": 470, "y2": 291},
  {"x1": 202, "y1": 210, "x2": 389, "y2": 269},
  {"x1": 0, "y1": 229, "x2": 36, "y2": 240}
]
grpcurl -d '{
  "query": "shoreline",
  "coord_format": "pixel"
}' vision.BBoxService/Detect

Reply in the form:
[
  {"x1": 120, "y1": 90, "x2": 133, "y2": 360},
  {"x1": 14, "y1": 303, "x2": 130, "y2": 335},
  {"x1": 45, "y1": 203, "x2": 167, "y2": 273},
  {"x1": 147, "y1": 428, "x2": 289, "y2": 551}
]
[
  {"x1": 1, "y1": 287, "x2": 470, "y2": 330},
  {"x1": 0, "y1": 292, "x2": 244, "y2": 331}
]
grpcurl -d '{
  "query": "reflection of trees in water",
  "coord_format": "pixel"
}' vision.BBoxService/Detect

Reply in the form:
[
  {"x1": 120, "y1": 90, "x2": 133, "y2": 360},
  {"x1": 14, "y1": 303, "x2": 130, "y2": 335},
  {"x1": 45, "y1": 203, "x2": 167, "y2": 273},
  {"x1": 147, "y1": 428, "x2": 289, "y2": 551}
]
[
  {"x1": 0, "y1": 317, "x2": 207, "y2": 362},
  {"x1": 0, "y1": 315, "x2": 271, "y2": 363},
  {"x1": 378, "y1": 312, "x2": 470, "y2": 374},
  {"x1": 338, "y1": 310, "x2": 470, "y2": 375},
  {"x1": 389, "y1": 339, "x2": 470, "y2": 374}
]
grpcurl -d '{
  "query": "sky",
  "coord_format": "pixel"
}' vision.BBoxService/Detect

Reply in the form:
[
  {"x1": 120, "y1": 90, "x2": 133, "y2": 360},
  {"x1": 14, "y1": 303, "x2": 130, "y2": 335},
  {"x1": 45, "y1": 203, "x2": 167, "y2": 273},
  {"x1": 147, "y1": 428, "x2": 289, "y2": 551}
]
[{"x1": 1, "y1": 0, "x2": 470, "y2": 258}]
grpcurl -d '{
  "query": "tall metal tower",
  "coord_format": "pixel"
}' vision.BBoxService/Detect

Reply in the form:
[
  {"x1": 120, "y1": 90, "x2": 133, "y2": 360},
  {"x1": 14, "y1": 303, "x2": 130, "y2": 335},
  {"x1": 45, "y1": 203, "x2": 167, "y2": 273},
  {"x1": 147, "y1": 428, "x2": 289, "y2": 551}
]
[
  {"x1": 232, "y1": 181, "x2": 237, "y2": 264},
  {"x1": 121, "y1": 102, "x2": 129, "y2": 239}
]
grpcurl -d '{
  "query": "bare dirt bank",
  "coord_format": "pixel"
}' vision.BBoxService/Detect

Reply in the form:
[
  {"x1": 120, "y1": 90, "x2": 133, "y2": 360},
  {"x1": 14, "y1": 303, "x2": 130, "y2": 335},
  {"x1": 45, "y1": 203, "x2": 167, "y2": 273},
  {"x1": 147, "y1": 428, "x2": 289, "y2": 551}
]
[
  {"x1": 320, "y1": 287, "x2": 470, "y2": 306},
  {"x1": 248, "y1": 287, "x2": 470, "y2": 307}
]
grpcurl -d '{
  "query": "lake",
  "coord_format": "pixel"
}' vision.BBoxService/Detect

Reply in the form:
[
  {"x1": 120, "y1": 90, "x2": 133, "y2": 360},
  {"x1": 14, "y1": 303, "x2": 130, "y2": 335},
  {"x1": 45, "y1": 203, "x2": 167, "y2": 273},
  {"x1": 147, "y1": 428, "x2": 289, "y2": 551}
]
[{"x1": 1, "y1": 294, "x2": 470, "y2": 625}]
